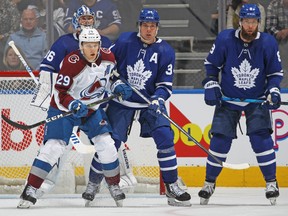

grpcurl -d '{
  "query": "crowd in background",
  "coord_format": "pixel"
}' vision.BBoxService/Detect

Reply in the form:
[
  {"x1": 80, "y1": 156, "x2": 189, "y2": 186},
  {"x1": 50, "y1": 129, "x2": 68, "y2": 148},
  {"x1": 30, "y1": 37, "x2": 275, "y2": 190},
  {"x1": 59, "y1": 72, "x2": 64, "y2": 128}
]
[{"x1": 0, "y1": 0, "x2": 287, "y2": 87}]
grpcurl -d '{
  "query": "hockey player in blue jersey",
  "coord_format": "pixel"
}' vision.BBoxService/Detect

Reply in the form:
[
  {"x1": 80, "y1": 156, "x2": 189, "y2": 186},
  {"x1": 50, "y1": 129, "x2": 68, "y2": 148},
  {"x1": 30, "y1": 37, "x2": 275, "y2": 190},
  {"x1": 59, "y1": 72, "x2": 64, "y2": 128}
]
[
  {"x1": 82, "y1": 8, "x2": 191, "y2": 207},
  {"x1": 199, "y1": 4, "x2": 283, "y2": 206}
]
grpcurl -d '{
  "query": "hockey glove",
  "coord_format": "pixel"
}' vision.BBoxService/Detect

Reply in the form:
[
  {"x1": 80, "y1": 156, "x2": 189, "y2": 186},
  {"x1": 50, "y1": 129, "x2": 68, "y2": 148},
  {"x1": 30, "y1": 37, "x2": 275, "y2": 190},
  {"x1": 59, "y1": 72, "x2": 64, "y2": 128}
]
[
  {"x1": 261, "y1": 87, "x2": 281, "y2": 110},
  {"x1": 148, "y1": 96, "x2": 166, "y2": 117},
  {"x1": 111, "y1": 80, "x2": 132, "y2": 101},
  {"x1": 202, "y1": 77, "x2": 222, "y2": 107},
  {"x1": 68, "y1": 100, "x2": 88, "y2": 118}
]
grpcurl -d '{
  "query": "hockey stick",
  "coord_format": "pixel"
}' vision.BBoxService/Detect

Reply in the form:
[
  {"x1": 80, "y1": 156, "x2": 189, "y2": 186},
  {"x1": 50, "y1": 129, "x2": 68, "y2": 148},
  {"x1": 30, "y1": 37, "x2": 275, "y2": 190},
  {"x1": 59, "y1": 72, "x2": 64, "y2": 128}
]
[
  {"x1": 112, "y1": 71, "x2": 250, "y2": 170},
  {"x1": 9, "y1": 41, "x2": 94, "y2": 153},
  {"x1": 8, "y1": 41, "x2": 39, "y2": 84},
  {"x1": 2, "y1": 94, "x2": 117, "y2": 130},
  {"x1": 222, "y1": 96, "x2": 288, "y2": 105}
]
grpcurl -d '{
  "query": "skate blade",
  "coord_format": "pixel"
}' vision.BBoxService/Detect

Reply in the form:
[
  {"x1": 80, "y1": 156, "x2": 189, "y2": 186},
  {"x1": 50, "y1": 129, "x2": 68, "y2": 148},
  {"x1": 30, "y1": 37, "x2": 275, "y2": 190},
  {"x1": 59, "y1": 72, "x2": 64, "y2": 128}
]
[
  {"x1": 167, "y1": 198, "x2": 191, "y2": 207},
  {"x1": 84, "y1": 199, "x2": 93, "y2": 207},
  {"x1": 269, "y1": 198, "x2": 277, "y2": 206},
  {"x1": 200, "y1": 197, "x2": 209, "y2": 205},
  {"x1": 17, "y1": 200, "x2": 33, "y2": 209},
  {"x1": 115, "y1": 199, "x2": 123, "y2": 207}
]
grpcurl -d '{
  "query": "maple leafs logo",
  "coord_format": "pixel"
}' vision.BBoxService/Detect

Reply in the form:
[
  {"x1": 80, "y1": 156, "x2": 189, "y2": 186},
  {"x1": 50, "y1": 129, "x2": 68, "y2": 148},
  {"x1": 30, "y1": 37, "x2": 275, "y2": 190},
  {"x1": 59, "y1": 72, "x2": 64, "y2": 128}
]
[
  {"x1": 231, "y1": 59, "x2": 260, "y2": 90},
  {"x1": 126, "y1": 59, "x2": 152, "y2": 90}
]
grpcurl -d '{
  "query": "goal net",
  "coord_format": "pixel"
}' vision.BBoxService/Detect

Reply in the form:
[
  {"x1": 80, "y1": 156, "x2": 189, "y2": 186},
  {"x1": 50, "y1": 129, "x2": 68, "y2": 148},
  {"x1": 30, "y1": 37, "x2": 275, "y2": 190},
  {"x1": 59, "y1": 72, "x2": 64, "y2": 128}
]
[{"x1": 0, "y1": 71, "x2": 162, "y2": 195}]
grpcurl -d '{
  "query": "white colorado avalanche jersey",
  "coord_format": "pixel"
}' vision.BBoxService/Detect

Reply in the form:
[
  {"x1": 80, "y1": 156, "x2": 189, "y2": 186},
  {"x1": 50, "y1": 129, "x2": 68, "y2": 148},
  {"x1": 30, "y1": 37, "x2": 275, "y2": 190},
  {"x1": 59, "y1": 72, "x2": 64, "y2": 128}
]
[
  {"x1": 205, "y1": 29, "x2": 283, "y2": 109},
  {"x1": 51, "y1": 48, "x2": 115, "y2": 114}
]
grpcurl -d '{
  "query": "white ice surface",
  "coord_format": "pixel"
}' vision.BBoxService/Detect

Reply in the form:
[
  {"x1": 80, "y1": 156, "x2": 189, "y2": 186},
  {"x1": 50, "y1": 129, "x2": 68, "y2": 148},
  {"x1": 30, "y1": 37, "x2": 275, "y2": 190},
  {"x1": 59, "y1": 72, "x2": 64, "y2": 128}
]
[{"x1": 0, "y1": 187, "x2": 287, "y2": 216}]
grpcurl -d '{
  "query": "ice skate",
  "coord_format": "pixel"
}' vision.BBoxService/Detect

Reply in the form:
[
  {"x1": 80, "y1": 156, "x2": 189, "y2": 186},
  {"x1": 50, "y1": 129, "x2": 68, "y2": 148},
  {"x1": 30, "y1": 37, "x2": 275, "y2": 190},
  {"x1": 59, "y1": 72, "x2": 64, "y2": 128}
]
[
  {"x1": 265, "y1": 180, "x2": 279, "y2": 205},
  {"x1": 17, "y1": 184, "x2": 37, "y2": 208},
  {"x1": 119, "y1": 173, "x2": 138, "y2": 193},
  {"x1": 108, "y1": 184, "x2": 126, "y2": 207},
  {"x1": 82, "y1": 181, "x2": 100, "y2": 207},
  {"x1": 198, "y1": 181, "x2": 215, "y2": 205},
  {"x1": 165, "y1": 182, "x2": 191, "y2": 207}
]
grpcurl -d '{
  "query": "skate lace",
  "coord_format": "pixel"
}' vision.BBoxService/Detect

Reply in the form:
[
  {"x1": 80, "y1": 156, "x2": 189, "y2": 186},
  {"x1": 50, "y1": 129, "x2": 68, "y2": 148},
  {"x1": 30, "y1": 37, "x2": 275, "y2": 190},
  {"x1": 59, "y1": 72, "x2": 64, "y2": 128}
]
[
  {"x1": 26, "y1": 185, "x2": 37, "y2": 198},
  {"x1": 266, "y1": 182, "x2": 278, "y2": 192},
  {"x1": 109, "y1": 185, "x2": 122, "y2": 196},
  {"x1": 85, "y1": 181, "x2": 100, "y2": 195},
  {"x1": 169, "y1": 182, "x2": 185, "y2": 196},
  {"x1": 202, "y1": 182, "x2": 215, "y2": 195}
]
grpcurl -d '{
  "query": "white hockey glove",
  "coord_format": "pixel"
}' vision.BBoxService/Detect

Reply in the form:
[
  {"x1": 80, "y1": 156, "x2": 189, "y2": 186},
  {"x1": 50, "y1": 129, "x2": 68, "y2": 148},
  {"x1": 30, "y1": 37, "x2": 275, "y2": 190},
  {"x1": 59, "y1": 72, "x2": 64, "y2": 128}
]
[{"x1": 30, "y1": 71, "x2": 57, "y2": 110}]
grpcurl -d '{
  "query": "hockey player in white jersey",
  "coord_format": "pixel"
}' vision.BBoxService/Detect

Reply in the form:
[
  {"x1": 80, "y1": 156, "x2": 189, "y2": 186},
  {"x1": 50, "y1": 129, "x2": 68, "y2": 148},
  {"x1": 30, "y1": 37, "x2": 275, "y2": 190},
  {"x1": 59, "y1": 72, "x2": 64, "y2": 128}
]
[
  {"x1": 30, "y1": 5, "x2": 137, "y2": 197},
  {"x1": 199, "y1": 4, "x2": 282, "y2": 205},
  {"x1": 82, "y1": 8, "x2": 191, "y2": 207},
  {"x1": 17, "y1": 28, "x2": 132, "y2": 208}
]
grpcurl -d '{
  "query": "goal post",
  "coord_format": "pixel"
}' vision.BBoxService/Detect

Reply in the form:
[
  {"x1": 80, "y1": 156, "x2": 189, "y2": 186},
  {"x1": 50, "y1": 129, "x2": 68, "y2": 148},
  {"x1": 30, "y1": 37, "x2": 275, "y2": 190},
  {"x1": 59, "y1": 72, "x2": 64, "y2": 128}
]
[{"x1": 0, "y1": 71, "x2": 163, "y2": 194}]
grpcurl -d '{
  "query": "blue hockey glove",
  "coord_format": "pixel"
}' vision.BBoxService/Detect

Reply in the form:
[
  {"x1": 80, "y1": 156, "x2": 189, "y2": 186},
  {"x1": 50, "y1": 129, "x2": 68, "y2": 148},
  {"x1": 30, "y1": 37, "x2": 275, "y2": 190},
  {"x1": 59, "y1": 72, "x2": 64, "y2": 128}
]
[
  {"x1": 68, "y1": 100, "x2": 88, "y2": 118},
  {"x1": 261, "y1": 87, "x2": 281, "y2": 110},
  {"x1": 111, "y1": 80, "x2": 132, "y2": 101},
  {"x1": 148, "y1": 96, "x2": 166, "y2": 117},
  {"x1": 202, "y1": 77, "x2": 222, "y2": 107}
]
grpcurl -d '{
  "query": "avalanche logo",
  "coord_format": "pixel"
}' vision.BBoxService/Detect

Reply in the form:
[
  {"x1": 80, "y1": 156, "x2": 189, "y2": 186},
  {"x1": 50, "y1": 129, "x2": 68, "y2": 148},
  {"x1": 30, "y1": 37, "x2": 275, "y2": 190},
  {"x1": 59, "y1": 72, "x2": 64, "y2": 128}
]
[
  {"x1": 80, "y1": 78, "x2": 106, "y2": 100},
  {"x1": 231, "y1": 59, "x2": 259, "y2": 90},
  {"x1": 126, "y1": 59, "x2": 152, "y2": 90},
  {"x1": 68, "y1": 54, "x2": 80, "y2": 64}
]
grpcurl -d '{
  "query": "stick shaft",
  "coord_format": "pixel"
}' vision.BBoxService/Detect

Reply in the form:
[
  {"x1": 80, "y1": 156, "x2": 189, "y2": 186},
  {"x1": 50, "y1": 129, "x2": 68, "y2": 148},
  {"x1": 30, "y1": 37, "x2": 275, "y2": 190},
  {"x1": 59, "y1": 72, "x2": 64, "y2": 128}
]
[
  {"x1": 8, "y1": 41, "x2": 39, "y2": 84},
  {"x1": 2, "y1": 94, "x2": 117, "y2": 130},
  {"x1": 222, "y1": 96, "x2": 288, "y2": 105},
  {"x1": 112, "y1": 71, "x2": 249, "y2": 169}
]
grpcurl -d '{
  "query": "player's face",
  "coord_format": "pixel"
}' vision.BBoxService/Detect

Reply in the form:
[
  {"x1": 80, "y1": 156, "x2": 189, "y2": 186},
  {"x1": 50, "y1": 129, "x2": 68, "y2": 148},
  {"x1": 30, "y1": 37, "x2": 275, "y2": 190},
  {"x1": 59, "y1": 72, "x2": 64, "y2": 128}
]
[
  {"x1": 240, "y1": 18, "x2": 258, "y2": 42},
  {"x1": 139, "y1": 22, "x2": 158, "y2": 44},
  {"x1": 79, "y1": 15, "x2": 94, "y2": 27},
  {"x1": 81, "y1": 42, "x2": 100, "y2": 62}
]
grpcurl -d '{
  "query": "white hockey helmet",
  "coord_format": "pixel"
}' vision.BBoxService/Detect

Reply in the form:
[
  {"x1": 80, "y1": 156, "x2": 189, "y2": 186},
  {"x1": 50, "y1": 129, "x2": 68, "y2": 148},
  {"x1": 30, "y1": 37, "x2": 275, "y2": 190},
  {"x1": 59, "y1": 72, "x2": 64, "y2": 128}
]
[{"x1": 79, "y1": 27, "x2": 101, "y2": 45}]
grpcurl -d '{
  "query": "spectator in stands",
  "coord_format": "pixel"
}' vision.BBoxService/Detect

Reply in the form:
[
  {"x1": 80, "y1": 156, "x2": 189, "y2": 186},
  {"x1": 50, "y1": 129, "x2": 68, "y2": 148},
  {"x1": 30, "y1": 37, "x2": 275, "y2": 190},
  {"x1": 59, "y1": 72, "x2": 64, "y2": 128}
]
[
  {"x1": 226, "y1": 0, "x2": 266, "y2": 32},
  {"x1": 0, "y1": 0, "x2": 21, "y2": 69},
  {"x1": 2, "y1": 47, "x2": 24, "y2": 71},
  {"x1": 266, "y1": 0, "x2": 288, "y2": 75},
  {"x1": 64, "y1": 0, "x2": 121, "y2": 41},
  {"x1": 37, "y1": 0, "x2": 66, "y2": 40},
  {"x1": 16, "y1": 0, "x2": 42, "y2": 12},
  {"x1": 6, "y1": 8, "x2": 48, "y2": 70}
]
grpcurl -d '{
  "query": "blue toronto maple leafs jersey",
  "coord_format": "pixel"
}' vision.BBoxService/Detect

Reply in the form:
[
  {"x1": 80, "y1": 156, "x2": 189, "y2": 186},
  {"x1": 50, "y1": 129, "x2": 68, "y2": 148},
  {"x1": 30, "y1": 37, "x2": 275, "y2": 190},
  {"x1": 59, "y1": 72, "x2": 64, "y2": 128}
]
[
  {"x1": 40, "y1": 33, "x2": 111, "y2": 73},
  {"x1": 205, "y1": 29, "x2": 283, "y2": 109},
  {"x1": 110, "y1": 32, "x2": 175, "y2": 108}
]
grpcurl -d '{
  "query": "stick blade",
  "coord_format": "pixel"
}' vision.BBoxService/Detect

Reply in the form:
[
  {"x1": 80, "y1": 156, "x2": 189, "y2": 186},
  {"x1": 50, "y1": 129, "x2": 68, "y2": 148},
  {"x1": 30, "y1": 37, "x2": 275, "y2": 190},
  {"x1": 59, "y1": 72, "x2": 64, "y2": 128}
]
[
  {"x1": 222, "y1": 162, "x2": 250, "y2": 170},
  {"x1": 1, "y1": 114, "x2": 31, "y2": 130}
]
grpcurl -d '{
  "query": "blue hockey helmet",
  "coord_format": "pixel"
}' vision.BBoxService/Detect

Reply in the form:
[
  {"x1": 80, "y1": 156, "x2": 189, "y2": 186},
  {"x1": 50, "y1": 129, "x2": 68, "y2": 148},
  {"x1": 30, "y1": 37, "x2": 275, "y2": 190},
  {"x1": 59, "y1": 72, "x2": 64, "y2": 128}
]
[
  {"x1": 138, "y1": 8, "x2": 160, "y2": 24},
  {"x1": 239, "y1": 4, "x2": 261, "y2": 20},
  {"x1": 72, "y1": 5, "x2": 95, "y2": 30}
]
